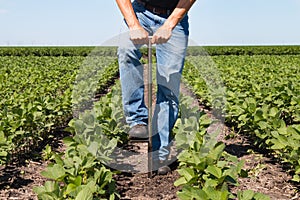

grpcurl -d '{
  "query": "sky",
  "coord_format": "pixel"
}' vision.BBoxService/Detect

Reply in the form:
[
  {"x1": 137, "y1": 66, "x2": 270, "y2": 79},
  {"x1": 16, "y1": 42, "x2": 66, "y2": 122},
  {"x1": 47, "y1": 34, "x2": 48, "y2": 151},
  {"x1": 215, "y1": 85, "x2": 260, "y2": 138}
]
[{"x1": 0, "y1": 0, "x2": 300, "y2": 46}]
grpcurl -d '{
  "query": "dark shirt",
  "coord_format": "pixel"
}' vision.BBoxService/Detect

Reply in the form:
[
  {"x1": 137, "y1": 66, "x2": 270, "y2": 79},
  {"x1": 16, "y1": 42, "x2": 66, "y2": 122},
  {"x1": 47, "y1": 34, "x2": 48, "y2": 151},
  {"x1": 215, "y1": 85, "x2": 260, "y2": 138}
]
[{"x1": 144, "y1": 0, "x2": 179, "y2": 9}]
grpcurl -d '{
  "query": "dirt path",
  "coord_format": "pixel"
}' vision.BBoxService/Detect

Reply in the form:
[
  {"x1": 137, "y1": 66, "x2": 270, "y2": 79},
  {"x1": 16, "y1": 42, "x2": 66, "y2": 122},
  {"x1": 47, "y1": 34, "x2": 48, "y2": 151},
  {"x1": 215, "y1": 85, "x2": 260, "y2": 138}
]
[
  {"x1": 223, "y1": 131, "x2": 300, "y2": 200},
  {"x1": 0, "y1": 161, "x2": 47, "y2": 200}
]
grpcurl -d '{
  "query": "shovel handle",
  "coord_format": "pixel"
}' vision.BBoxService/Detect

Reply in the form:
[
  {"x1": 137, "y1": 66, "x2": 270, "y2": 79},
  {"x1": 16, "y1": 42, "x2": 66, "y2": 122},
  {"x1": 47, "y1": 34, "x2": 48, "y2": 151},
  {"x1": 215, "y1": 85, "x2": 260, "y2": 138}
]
[{"x1": 147, "y1": 36, "x2": 153, "y2": 178}]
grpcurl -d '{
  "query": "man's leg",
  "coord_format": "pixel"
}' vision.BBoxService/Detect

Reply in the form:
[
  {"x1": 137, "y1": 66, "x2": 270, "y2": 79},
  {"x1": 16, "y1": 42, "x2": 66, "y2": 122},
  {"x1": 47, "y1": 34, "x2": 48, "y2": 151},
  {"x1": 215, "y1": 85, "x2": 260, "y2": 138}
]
[
  {"x1": 117, "y1": 1, "x2": 154, "y2": 138},
  {"x1": 118, "y1": 41, "x2": 148, "y2": 128},
  {"x1": 152, "y1": 15, "x2": 189, "y2": 169}
]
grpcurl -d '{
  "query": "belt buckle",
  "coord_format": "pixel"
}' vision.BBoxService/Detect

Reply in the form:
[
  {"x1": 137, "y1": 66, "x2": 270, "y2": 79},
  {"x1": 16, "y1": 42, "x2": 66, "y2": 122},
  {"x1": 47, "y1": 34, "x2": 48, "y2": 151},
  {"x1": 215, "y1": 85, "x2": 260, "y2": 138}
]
[
  {"x1": 152, "y1": 8, "x2": 160, "y2": 15},
  {"x1": 152, "y1": 7, "x2": 171, "y2": 15}
]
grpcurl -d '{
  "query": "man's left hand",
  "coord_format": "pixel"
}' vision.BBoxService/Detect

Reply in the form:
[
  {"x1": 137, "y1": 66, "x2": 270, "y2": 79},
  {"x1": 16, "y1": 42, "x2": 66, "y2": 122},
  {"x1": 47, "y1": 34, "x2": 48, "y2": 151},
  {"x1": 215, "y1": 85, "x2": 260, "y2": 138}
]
[{"x1": 151, "y1": 26, "x2": 172, "y2": 44}]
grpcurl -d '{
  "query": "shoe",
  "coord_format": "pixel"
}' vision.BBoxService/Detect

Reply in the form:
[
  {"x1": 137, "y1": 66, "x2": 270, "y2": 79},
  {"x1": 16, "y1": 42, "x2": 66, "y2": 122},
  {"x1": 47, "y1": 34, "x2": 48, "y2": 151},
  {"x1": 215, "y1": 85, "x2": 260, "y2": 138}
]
[
  {"x1": 157, "y1": 160, "x2": 171, "y2": 175},
  {"x1": 128, "y1": 124, "x2": 148, "y2": 140}
]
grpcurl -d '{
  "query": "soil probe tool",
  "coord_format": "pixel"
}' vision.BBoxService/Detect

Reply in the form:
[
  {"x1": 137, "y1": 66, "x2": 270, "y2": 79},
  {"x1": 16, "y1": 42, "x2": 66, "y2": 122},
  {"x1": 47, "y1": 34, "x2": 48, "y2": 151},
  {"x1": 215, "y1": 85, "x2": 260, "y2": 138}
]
[
  {"x1": 128, "y1": 37, "x2": 153, "y2": 178},
  {"x1": 147, "y1": 36, "x2": 153, "y2": 178}
]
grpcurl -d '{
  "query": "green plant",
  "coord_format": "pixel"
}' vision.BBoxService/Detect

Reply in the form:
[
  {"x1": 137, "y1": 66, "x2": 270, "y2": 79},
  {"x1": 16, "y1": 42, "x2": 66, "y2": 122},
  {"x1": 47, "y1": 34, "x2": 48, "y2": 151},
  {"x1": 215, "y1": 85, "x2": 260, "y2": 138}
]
[
  {"x1": 184, "y1": 54, "x2": 300, "y2": 182},
  {"x1": 0, "y1": 54, "x2": 118, "y2": 165},
  {"x1": 42, "y1": 144, "x2": 54, "y2": 161},
  {"x1": 237, "y1": 190, "x2": 270, "y2": 200},
  {"x1": 173, "y1": 91, "x2": 269, "y2": 200},
  {"x1": 34, "y1": 134, "x2": 119, "y2": 200},
  {"x1": 35, "y1": 81, "x2": 127, "y2": 200}
]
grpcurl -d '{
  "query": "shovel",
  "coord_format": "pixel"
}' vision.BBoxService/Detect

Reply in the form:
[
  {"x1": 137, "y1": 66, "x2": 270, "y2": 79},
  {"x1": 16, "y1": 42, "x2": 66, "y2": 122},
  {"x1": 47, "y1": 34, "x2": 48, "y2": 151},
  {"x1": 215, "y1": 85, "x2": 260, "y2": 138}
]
[
  {"x1": 128, "y1": 36, "x2": 154, "y2": 178},
  {"x1": 147, "y1": 36, "x2": 153, "y2": 178}
]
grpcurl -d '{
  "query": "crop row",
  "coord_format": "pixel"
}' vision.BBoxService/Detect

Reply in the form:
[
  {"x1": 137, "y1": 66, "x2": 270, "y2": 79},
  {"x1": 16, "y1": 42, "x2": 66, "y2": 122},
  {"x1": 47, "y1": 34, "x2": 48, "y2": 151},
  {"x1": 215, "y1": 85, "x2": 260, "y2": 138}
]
[
  {"x1": 0, "y1": 47, "x2": 117, "y2": 57},
  {"x1": 1, "y1": 45, "x2": 300, "y2": 57},
  {"x1": 183, "y1": 55, "x2": 300, "y2": 182},
  {"x1": 0, "y1": 55, "x2": 118, "y2": 165},
  {"x1": 187, "y1": 45, "x2": 300, "y2": 56},
  {"x1": 35, "y1": 85, "x2": 125, "y2": 199},
  {"x1": 173, "y1": 95, "x2": 270, "y2": 200}
]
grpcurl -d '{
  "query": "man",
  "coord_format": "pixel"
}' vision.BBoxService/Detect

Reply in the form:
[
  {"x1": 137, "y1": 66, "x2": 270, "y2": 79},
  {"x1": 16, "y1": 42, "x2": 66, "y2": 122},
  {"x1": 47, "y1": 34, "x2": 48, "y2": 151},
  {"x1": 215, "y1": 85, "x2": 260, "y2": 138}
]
[{"x1": 115, "y1": 0, "x2": 196, "y2": 175}]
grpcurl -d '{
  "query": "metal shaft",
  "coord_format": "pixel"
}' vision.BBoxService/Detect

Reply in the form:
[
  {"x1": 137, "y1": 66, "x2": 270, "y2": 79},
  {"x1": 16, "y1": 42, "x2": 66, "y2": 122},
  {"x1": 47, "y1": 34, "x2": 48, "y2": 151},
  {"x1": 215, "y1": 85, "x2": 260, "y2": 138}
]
[{"x1": 147, "y1": 36, "x2": 153, "y2": 178}]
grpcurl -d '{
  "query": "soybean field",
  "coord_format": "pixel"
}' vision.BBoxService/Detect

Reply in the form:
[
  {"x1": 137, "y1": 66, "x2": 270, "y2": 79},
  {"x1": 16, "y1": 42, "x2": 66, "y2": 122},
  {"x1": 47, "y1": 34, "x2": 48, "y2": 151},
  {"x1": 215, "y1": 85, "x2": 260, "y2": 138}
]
[{"x1": 0, "y1": 46, "x2": 299, "y2": 200}]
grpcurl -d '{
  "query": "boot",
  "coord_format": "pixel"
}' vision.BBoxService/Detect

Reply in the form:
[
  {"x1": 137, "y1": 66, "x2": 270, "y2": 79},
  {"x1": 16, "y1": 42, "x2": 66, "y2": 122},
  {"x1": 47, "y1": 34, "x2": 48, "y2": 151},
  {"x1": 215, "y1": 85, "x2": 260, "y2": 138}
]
[{"x1": 128, "y1": 124, "x2": 148, "y2": 140}]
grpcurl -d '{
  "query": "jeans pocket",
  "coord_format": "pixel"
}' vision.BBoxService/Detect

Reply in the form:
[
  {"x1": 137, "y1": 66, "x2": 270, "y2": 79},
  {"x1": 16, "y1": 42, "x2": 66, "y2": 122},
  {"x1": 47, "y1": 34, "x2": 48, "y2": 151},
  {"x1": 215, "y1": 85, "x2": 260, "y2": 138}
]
[{"x1": 177, "y1": 14, "x2": 189, "y2": 36}]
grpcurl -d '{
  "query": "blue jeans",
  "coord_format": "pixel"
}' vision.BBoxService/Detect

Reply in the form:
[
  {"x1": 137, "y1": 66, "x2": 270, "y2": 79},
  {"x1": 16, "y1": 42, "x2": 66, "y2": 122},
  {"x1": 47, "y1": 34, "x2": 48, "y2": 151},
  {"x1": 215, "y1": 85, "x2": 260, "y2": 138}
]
[{"x1": 117, "y1": 1, "x2": 189, "y2": 161}]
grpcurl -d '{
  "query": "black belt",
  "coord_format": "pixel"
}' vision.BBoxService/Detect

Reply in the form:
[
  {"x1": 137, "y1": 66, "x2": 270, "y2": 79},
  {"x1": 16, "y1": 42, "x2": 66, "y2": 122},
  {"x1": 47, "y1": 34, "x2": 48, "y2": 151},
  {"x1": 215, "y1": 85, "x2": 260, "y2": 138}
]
[{"x1": 137, "y1": 0, "x2": 173, "y2": 15}]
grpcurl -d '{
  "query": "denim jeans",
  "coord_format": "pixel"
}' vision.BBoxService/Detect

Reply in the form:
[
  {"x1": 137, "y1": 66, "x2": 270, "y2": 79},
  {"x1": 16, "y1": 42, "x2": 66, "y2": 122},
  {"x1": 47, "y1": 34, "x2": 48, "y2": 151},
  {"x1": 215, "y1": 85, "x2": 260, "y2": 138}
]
[{"x1": 117, "y1": 0, "x2": 189, "y2": 161}]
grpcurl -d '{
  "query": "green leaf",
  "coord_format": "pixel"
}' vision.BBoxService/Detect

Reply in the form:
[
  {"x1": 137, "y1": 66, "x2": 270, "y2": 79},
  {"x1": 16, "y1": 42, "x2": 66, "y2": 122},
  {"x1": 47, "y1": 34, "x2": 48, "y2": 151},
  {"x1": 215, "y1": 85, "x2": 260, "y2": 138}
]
[
  {"x1": 177, "y1": 168, "x2": 195, "y2": 182},
  {"x1": 205, "y1": 165, "x2": 222, "y2": 178},
  {"x1": 240, "y1": 169, "x2": 249, "y2": 178},
  {"x1": 269, "y1": 107, "x2": 279, "y2": 117},
  {"x1": 254, "y1": 109, "x2": 264, "y2": 122},
  {"x1": 207, "y1": 142, "x2": 225, "y2": 161},
  {"x1": 63, "y1": 136, "x2": 76, "y2": 146},
  {"x1": 239, "y1": 190, "x2": 255, "y2": 200},
  {"x1": 246, "y1": 98, "x2": 256, "y2": 112},
  {"x1": 53, "y1": 154, "x2": 64, "y2": 166},
  {"x1": 174, "y1": 177, "x2": 187, "y2": 187},
  {"x1": 253, "y1": 192, "x2": 271, "y2": 200},
  {"x1": 258, "y1": 121, "x2": 268, "y2": 130},
  {"x1": 41, "y1": 164, "x2": 66, "y2": 180},
  {"x1": 74, "y1": 120, "x2": 86, "y2": 134},
  {"x1": 44, "y1": 181, "x2": 60, "y2": 195},
  {"x1": 270, "y1": 139, "x2": 286, "y2": 150},
  {"x1": 82, "y1": 112, "x2": 95, "y2": 127},
  {"x1": 292, "y1": 174, "x2": 300, "y2": 182},
  {"x1": 68, "y1": 175, "x2": 83, "y2": 186},
  {"x1": 37, "y1": 193, "x2": 56, "y2": 200},
  {"x1": 199, "y1": 114, "x2": 212, "y2": 127},
  {"x1": 177, "y1": 186, "x2": 208, "y2": 200},
  {"x1": 33, "y1": 186, "x2": 46, "y2": 195},
  {"x1": 65, "y1": 183, "x2": 77, "y2": 196},
  {"x1": 278, "y1": 126, "x2": 287, "y2": 135},
  {"x1": 87, "y1": 141, "x2": 99, "y2": 156},
  {"x1": 203, "y1": 178, "x2": 219, "y2": 188},
  {"x1": 75, "y1": 186, "x2": 93, "y2": 200},
  {"x1": 203, "y1": 186, "x2": 228, "y2": 200},
  {"x1": 76, "y1": 181, "x2": 97, "y2": 199}
]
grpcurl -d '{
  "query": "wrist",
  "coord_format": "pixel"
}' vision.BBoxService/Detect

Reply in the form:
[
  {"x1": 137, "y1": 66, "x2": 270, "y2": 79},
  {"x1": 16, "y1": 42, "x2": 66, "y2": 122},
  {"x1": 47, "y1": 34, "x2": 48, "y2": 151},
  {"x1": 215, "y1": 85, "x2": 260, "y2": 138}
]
[
  {"x1": 164, "y1": 16, "x2": 180, "y2": 30},
  {"x1": 126, "y1": 19, "x2": 143, "y2": 30},
  {"x1": 162, "y1": 21, "x2": 175, "y2": 31},
  {"x1": 127, "y1": 20, "x2": 143, "y2": 30}
]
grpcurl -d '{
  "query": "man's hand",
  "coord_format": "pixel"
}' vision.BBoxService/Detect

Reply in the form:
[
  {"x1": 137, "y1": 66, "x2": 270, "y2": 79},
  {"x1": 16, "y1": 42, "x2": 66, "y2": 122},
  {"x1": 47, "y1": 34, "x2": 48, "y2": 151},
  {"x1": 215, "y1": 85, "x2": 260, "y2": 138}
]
[
  {"x1": 116, "y1": 0, "x2": 149, "y2": 44},
  {"x1": 130, "y1": 26, "x2": 149, "y2": 44},
  {"x1": 150, "y1": 0, "x2": 196, "y2": 44},
  {"x1": 151, "y1": 26, "x2": 172, "y2": 44}
]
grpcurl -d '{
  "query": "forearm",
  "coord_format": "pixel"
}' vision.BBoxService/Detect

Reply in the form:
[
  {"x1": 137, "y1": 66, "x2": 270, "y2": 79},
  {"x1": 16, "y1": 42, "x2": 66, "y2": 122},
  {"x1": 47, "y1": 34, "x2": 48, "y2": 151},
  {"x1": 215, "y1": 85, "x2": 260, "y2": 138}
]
[
  {"x1": 116, "y1": 0, "x2": 149, "y2": 44},
  {"x1": 115, "y1": 0, "x2": 141, "y2": 30},
  {"x1": 164, "y1": 0, "x2": 196, "y2": 30}
]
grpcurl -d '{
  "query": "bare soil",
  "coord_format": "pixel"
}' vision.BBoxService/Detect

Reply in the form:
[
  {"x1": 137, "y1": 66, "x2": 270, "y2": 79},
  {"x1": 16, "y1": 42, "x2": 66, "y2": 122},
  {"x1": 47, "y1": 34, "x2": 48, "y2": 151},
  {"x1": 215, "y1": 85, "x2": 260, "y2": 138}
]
[
  {"x1": 0, "y1": 130, "x2": 67, "y2": 200},
  {"x1": 115, "y1": 171, "x2": 180, "y2": 200}
]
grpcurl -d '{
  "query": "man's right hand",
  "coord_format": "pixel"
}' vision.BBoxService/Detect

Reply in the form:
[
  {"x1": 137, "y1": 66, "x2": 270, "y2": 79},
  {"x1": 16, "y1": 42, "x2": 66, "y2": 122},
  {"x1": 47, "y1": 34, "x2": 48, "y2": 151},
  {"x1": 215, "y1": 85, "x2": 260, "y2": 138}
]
[
  {"x1": 116, "y1": 0, "x2": 149, "y2": 44},
  {"x1": 129, "y1": 26, "x2": 149, "y2": 44}
]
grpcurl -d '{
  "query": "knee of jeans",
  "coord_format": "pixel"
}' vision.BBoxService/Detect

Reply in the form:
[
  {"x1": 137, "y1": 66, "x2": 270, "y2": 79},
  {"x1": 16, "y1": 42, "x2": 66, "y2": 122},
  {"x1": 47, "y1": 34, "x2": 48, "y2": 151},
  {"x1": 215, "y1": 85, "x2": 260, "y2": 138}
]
[{"x1": 118, "y1": 46, "x2": 142, "y2": 62}]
